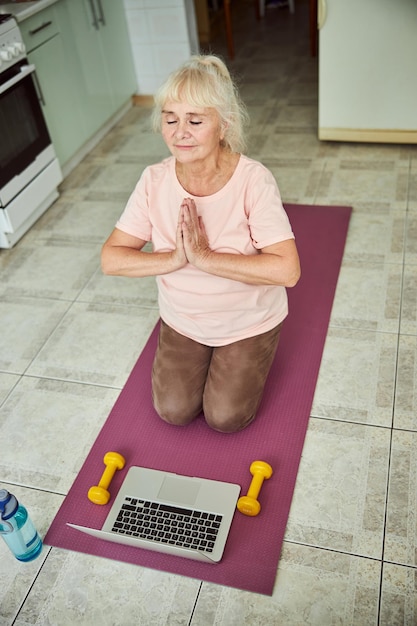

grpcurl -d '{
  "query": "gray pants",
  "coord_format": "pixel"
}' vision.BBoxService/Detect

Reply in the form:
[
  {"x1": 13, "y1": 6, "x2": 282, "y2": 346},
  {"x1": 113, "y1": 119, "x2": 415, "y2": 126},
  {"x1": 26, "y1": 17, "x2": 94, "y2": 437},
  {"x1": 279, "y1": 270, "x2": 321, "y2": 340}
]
[{"x1": 151, "y1": 320, "x2": 283, "y2": 433}]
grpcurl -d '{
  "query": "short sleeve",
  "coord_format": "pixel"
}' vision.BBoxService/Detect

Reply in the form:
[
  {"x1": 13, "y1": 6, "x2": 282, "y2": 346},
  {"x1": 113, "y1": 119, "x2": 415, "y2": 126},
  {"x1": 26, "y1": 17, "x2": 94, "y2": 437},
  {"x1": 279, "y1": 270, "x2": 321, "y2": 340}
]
[
  {"x1": 246, "y1": 164, "x2": 294, "y2": 249},
  {"x1": 115, "y1": 168, "x2": 152, "y2": 241}
]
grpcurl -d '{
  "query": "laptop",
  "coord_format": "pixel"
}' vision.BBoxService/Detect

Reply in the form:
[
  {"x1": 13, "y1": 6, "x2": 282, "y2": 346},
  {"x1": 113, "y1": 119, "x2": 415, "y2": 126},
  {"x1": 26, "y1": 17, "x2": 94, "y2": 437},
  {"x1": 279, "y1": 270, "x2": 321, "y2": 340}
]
[{"x1": 67, "y1": 466, "x2": 241, "y2": 563}]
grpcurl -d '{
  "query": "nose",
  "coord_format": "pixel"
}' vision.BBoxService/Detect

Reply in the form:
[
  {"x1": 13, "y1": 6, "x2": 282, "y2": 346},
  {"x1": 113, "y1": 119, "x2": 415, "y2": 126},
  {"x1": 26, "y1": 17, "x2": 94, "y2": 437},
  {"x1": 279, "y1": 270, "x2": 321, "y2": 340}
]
[{"x1": 175, "y1": 120, "x2": 190, "y2": 139}]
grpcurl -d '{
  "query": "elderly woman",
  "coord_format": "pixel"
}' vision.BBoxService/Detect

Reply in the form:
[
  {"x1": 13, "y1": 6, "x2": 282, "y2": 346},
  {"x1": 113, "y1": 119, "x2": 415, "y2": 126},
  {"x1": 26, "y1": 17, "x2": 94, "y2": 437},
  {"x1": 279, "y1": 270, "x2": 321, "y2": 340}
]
[{"x1": 101, "y1": 54, "x2": 300, "y2": 433}]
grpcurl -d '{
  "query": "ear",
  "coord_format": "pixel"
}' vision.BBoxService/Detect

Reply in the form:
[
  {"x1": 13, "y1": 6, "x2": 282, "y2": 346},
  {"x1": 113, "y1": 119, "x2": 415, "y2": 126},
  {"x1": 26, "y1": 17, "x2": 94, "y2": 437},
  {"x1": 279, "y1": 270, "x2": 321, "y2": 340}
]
[{"x1": 220, "y1": 120, "x2": 229, "y2": 141}]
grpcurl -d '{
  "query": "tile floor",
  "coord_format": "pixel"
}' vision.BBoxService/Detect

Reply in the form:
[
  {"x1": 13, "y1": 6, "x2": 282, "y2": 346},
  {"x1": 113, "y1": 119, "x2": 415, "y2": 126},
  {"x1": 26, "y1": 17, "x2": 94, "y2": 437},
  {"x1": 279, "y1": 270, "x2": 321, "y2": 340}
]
[{"x1": 1, "y1": 1, "x2": 417, "y2": 624}]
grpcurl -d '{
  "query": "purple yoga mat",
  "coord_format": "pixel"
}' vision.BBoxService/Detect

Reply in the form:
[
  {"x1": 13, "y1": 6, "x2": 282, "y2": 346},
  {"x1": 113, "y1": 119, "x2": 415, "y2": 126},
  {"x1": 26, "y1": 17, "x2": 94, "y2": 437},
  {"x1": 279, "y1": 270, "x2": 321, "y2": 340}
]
[{"x1": 45, "y1": 204, "x2": 352, "y2": 595}]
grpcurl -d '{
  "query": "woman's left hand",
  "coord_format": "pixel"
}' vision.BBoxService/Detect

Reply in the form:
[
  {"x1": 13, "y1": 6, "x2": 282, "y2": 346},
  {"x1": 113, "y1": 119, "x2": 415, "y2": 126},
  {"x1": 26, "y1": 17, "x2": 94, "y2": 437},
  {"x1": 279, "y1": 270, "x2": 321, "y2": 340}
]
[
  {"x1": 180, "y1": 198, "x2": 212, "y2": 267},
  {"x1": 179, "y1": 198, "x2": 300, "y2": 287}
]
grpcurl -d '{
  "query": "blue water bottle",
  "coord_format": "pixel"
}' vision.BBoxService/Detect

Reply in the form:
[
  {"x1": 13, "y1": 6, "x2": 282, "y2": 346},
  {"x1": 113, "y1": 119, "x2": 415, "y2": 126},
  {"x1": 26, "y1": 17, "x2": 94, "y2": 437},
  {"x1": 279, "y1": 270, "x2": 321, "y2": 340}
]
[{"x1": 0, "y1": 489, "x2": 43, "y2": 562}]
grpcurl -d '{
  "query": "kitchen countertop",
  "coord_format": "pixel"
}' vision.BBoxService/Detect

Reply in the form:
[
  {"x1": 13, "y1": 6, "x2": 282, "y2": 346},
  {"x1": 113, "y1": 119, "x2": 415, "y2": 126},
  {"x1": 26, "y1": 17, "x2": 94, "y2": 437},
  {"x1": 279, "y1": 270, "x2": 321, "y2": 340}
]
[{"x1": 0, "y1": 0, "x2": 59, "y2": 22}]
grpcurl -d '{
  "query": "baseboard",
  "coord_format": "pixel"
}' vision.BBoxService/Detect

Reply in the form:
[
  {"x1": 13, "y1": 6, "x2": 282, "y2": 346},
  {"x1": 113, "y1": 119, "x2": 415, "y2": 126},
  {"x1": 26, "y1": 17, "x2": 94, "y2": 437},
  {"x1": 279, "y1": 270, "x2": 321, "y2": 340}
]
[
  {"x1": 132, "y1": 94, "x2": 154, "y2": 107},
  {"x1": 319, "y1": 127, "x2": 417, "y2": 144}
]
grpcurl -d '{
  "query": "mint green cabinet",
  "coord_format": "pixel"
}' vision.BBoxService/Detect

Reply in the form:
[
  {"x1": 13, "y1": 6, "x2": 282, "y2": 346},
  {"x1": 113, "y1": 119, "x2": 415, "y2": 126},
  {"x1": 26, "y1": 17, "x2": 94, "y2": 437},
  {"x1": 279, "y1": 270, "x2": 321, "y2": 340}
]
[
  {"x1": 21, "y1": 0, "x2": 136, "y2": 169},
  {"x1": 62, "y1": 0, "x2": 136, "y2": 140},
  {"x1": 95, "y1": 0, "x2": 137, "y2": 111},
  {"x1": 22, "y1": 4, "x2": 86, "y2": 166},
  {"x1": 62, "y1": 0, "x2": 115, "y2": 136},
  {"x1": 28, "y1": 36, "x2": 85, "y2": 166}
]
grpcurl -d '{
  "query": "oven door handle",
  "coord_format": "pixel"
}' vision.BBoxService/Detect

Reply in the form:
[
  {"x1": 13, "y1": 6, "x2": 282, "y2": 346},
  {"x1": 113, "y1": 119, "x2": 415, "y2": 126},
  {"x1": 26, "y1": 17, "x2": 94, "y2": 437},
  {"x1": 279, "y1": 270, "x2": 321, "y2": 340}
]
[{"x1": 0, "y1": 63, "x2": 37, "y2": 96}]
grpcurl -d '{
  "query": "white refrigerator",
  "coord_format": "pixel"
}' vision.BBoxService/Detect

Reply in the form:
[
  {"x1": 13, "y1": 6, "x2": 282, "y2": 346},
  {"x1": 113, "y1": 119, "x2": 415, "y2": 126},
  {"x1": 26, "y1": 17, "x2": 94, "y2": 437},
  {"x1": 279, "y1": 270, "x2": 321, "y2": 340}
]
[{"x1": 318, "y1": 0, "x2": 417, "y2": 143}]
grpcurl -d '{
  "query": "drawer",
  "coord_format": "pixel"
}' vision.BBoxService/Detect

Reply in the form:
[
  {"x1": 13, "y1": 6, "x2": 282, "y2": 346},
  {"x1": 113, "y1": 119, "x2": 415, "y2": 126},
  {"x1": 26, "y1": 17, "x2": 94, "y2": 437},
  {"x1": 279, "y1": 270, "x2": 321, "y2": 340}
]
[{"x1": 20, "y1": 6, "x2": 59, "y2": 52}]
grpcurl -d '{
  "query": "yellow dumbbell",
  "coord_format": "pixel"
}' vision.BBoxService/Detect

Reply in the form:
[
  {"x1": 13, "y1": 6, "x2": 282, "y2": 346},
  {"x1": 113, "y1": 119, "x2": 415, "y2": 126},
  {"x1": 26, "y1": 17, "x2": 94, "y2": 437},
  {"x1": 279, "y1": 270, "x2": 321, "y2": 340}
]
[
  {"x1": 237, "y1": 460, "x2": 273, "y2": 516},
  {"x1": 88, "y1": 451, "x2": 126, "y2": 505}
]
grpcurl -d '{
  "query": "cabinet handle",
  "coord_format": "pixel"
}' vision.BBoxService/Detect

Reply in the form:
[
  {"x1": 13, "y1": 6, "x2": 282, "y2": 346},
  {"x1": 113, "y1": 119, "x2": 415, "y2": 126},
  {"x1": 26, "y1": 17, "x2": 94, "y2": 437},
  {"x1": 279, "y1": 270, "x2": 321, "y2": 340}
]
[
  {"x1": 88, "y1": 0, "x2": 99, "y2": 30},
  {"x1": 96, "y1": 0, "x2": 106, "y2": 26},
  {"x1": 318, "y1": 0, "x2": 327, "y2": 29},
  {"x1": 28, "y1": 21, "x2": 52, "y2": 36}
]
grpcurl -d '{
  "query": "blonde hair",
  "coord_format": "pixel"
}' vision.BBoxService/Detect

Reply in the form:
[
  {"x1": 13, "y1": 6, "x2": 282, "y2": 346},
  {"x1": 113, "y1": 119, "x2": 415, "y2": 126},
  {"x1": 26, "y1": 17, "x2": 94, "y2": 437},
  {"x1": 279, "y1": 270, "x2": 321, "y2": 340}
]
[{"x1": 152, "y1": 55, "x2": 249, "y2": 153}]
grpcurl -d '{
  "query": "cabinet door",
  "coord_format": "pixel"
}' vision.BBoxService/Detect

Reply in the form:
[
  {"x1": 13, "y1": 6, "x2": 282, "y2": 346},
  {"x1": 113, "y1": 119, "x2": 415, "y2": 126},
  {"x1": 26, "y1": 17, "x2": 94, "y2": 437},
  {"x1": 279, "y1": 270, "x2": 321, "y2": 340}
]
[
  {"x1": 95, "y1": 0, "x2": 137, "y2": 110},
  {"x1": 28, "y1": 34, "x2": 85, "y2": 166},
  {"x1": 64, "y1": 0, "x2": 115, "y2": 136}
]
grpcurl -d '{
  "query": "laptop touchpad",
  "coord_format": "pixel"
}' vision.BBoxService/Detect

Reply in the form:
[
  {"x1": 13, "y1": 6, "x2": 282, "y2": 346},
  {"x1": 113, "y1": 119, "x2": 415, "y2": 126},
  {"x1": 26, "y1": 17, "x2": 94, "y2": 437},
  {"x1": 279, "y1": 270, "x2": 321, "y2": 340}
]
[{"x1": 158, "y1": 476, "x2": 200, "y2": 506}]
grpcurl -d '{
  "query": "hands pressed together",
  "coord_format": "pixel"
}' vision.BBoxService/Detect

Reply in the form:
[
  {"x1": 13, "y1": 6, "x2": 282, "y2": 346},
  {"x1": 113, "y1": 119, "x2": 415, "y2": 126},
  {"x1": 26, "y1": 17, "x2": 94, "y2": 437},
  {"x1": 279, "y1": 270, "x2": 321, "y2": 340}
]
[
  {"x1": 172, "y1": 198, "x2": 212, "y2": 270},
  {"x1": 102, "y1": 195, "x2": 299, "y2": 287}
]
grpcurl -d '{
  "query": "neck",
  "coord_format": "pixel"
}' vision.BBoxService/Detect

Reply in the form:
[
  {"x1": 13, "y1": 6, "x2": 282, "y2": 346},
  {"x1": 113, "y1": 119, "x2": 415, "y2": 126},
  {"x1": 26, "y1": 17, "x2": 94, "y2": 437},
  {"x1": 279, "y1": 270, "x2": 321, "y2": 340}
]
[{"x1": 175, "y1": 150, "x2": 239, "y2": 197}]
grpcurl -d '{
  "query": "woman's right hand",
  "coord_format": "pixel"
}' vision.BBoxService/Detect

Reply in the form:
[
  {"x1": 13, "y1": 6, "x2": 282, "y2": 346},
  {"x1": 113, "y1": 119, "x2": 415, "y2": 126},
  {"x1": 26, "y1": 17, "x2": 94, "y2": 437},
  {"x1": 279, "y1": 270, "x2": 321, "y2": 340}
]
[
  {"x1": 170, "y1": 206, "x2": 187, "y2": 270},
  {"x1": 101, "y1": 205, "x2": 189, "y2": 277}
]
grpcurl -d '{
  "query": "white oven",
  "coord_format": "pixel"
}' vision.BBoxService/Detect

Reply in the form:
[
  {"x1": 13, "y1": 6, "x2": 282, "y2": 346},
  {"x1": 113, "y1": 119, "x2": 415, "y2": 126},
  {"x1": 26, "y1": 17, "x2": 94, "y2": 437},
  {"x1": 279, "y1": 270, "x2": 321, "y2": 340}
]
[{"x1": 0, "y1": 14, "x2": 62, "y2": 248}]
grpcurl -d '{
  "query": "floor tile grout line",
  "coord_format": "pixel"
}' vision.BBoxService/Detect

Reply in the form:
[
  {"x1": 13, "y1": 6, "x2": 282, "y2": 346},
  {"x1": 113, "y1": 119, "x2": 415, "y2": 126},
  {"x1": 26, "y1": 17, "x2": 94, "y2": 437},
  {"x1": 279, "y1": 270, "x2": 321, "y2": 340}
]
[
  {"x1": 284, "y1": 538, "x2": 384, "y2": 564},
  {"x1": 11, "y1": 546, "x2": 53, "y2": 626},
  {"x1": 377, "y1": 426, "x2": 394, "y2": 624},
  {"x1": 376, "y1": 177, "x2": 409, "y2": 620},
  {"x1": 286, "y1": 537, "x2": 417, "y2": 572},
  {"x1": 188, "y1": 582, "x2": 204, "y2": 626},
  {"x1": 14, "y1": 372, "x2": 124, "y2": 391},
  {"x1": 309, "y1": 413, "x2": 400, "y2": 432},
  {"x1": 0, "y1": 483, "x2": 67, "y2": 497},
  {"x1": 381, "y1": 557, "x2": 417, "y2": 570},
  {"x1": 17, "y1": 299, "x2": 80, "y2": 380}
]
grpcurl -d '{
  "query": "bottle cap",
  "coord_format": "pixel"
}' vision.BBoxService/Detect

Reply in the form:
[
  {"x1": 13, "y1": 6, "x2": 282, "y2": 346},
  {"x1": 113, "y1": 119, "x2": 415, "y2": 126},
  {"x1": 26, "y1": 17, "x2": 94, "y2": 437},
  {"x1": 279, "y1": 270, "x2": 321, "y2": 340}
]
[{"x1": 0, "y1": 489, "x2": 18, "y2": 521}]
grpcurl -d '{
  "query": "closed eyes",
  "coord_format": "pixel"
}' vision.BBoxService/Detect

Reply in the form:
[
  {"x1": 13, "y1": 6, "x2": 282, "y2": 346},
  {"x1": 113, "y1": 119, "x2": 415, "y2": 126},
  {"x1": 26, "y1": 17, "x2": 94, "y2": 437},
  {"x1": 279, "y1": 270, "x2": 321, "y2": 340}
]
[{"x1": 166, "y1": 120, "x2": 202, "y2": 125}]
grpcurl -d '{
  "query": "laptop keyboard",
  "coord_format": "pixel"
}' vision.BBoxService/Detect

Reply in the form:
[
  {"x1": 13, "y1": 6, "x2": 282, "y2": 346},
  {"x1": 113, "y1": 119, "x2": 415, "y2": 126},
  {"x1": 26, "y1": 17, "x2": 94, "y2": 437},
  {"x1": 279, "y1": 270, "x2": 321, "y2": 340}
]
[{"x1": 111, "y1": 497, "x2": 223, "y2": 553}]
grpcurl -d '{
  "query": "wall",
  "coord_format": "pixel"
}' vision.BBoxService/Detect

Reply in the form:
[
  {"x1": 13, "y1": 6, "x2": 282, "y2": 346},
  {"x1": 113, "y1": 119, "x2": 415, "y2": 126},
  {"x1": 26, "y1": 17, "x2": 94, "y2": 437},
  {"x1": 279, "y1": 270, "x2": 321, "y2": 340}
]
[{"x1": 123, "y1": 0, "x2": 199, "y2": 95}]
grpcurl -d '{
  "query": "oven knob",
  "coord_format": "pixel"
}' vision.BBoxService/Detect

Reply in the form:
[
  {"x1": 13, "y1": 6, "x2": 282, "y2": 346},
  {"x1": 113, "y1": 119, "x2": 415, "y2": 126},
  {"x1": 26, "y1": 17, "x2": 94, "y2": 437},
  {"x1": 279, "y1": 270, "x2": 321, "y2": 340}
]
[
  {"x1": 0, "y1": 49, "x2": 13, "y2": 61},
  {"x1": 8, "y1": 44, "x2": 20, "y2": 57},
  {"x1": 12, "y1": 42, "x2": 26, "y2": 55}
]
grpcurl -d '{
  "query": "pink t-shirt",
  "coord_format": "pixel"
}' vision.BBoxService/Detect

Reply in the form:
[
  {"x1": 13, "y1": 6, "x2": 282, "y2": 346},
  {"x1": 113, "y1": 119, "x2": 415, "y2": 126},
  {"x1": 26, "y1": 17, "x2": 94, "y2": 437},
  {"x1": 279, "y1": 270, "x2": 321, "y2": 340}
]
[{"x1": 116, "y1": 155, "x2": 294, "y2": 346}]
